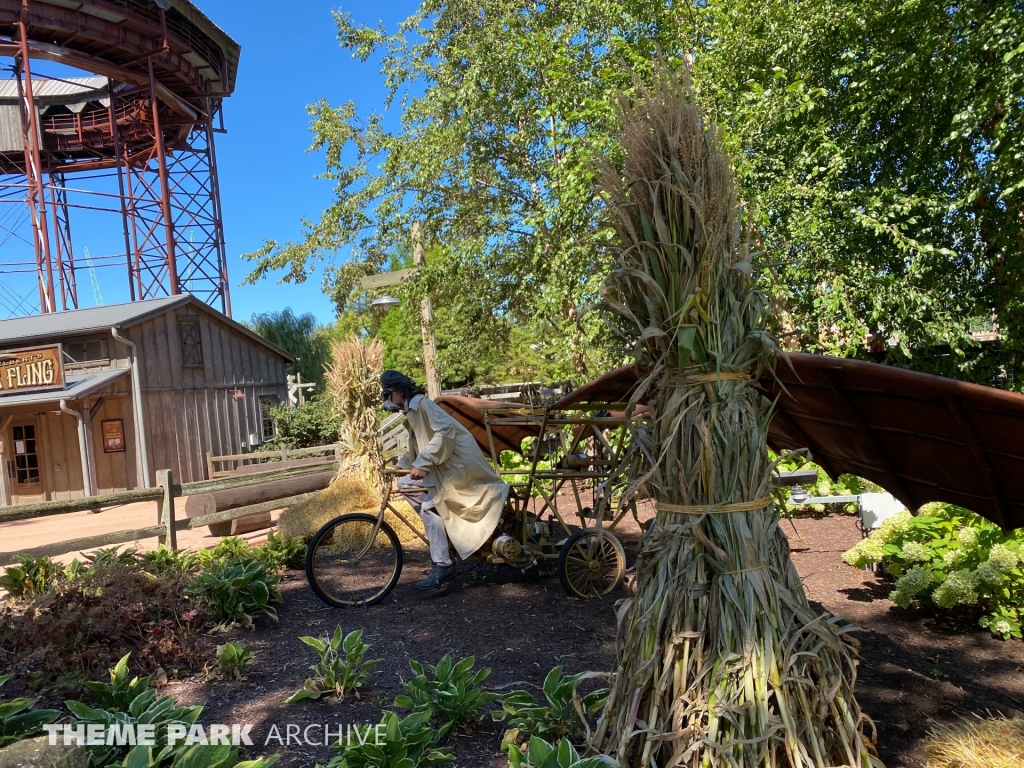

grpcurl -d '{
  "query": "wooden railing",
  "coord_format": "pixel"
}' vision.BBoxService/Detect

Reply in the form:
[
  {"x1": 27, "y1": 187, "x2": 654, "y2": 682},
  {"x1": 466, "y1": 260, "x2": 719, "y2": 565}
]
[
  {"x1": 0, "y1": 461, "x2": 337, "y2": 568},
  {"x1": 206, "y1": 443, "x2": 342, "y2": 479}
]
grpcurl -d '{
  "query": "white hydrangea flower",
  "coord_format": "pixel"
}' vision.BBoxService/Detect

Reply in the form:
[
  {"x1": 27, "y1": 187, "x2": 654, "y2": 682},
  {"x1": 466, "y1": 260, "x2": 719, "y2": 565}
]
[
  {"x1": 842, "y1": 537, "x2": 886, "y2": 568},
  {"x1": 988, "y1": 543, "x2": 1019, "y2": 571},
  {"x1": 943, "y1": 548, "x2": 967, "y2": 567},
  {"x1": 995, "y1": 620, "x2": 1012, "y2": 636},
  {"x1": 900, "y1": 541, "x2": 932, "y2": 563},
  {"x1": 877, "y1": 511, "x2": 913, "y2": 543},
  {"x1": 957, "y1": 527, "x2": 979, "y2": 549},
  {"x1": 932, "y1": 569, "x2": 980, "y2": 608},
  {"x1": 890, "y1": 565, "x2": 933, "y2": 608},
  {"x1": 975, "y1": 544, "x2": 1019, "y2": 585},
  {"x1": 979, "y1": 616, "x2": 991, "y2": 629}
]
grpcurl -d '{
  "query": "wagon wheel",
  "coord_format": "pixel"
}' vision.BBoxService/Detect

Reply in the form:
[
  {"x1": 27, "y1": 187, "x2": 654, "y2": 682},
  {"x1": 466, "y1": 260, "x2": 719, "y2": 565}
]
[
  {"x1": 557, "y1": 528, "x2": 626, "y2": 598},
  {"x1": 306, "y1": 513, "x2": 404, "y2": 608}
]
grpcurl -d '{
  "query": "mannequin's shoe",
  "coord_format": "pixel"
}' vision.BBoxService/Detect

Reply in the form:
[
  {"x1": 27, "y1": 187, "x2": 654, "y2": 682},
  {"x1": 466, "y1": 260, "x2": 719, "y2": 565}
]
[{"x1": 414, "y1": 563, "x2": 457, "y2": 590}]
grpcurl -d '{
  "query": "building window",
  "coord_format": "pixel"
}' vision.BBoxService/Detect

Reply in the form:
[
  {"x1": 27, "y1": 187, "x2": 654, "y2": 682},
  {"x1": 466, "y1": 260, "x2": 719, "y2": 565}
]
[
  {"x1": 12, "y1": 424, "x2": 39, "y2": 484},
  {"x1": 259, "y1": 397, "x2": 277, "y2": 442},
  {"x1": 179, "y1": 318, "x2": 203, "y2": 367},
  {"x1": 64, "y1": 337, "x2": 108, "y2": 363}
]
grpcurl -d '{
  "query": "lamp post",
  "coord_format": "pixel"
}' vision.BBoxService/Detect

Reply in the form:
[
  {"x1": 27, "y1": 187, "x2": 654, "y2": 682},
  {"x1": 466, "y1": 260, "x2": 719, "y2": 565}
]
[{"x1": 358, "y1": 222, "x2": 441, "y2": 399}]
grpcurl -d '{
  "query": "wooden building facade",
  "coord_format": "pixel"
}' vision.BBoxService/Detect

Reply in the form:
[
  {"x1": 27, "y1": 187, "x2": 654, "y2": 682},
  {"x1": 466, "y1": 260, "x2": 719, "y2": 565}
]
[{"x1": 0, "y1": 296, "x2": 293, "y2": 506}]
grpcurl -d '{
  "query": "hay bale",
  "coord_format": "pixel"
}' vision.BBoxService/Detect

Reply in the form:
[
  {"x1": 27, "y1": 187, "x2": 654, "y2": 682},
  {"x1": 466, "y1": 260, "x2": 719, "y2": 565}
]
[
  {"x1": 279, "y1": 475, "x2": 425, "y2": 544},
  {"x1": 925, "y1": 717, "x2": 1024, "y2": 768}
]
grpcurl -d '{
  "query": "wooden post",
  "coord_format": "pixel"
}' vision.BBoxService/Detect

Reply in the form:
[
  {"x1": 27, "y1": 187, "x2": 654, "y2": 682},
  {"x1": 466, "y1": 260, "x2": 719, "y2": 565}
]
[
  {"x1": 206, "y1": 451, "x2": 215, "y2": 480},
  {"x1": 412, "y1": 221, "x2": 441, "y2": 399},
  {"x1": 0, "y1": 415, "x2": 12, "y2": 507},
  {"x1": 157, "y1": 469, "x2": 176, "y2": 549}
]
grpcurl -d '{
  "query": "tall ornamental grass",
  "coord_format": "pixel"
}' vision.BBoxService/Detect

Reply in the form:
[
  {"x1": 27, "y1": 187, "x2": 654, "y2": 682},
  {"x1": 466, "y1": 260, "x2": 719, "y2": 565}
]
[{"x1": 590, "y1": 65, "x2": 881, "y2": 768}]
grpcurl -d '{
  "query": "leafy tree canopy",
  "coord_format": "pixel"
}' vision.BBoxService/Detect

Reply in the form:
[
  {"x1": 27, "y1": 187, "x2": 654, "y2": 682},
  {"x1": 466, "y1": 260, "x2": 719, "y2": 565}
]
[
  {"x1": 246, "y1": 308, "x2": 332, "y2": 390},
  {"x1": 245, "y1": 0, "x2": 1024, "y2": 389},
  {"x1": 242, "y1": 0, "x2": 685, "y2": 377},
  {"x1": 693, "y1": 0, "x2": 1024, "y2": 386}
]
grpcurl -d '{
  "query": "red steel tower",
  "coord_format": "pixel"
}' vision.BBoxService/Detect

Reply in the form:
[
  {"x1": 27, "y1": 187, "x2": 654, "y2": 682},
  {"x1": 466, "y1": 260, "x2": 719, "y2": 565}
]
[{"x1": 0, "y1": 0, "x2": 239, "y2": 317}]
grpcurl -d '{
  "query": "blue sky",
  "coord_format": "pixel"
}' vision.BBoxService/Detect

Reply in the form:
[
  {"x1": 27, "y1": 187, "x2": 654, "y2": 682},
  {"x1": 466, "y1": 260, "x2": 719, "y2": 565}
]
[
  {"x1": 0, "y1": 1, "x2": 417, "y2": 324},
  {"x1": 201, "y1": 0, "x2": 420, "y2": 325}
]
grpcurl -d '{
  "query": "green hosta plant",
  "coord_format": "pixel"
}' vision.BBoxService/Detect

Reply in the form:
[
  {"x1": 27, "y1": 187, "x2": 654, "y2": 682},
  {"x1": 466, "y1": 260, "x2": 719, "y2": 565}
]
[
  {"x1": 395, "y1": 654, "x2": 496, "y2": 730},
  {"x1": 216, "y1": 642, "x2": 255, "y2": 680},
  {"x1": 0, "y1": 553, "x2": 65, "y2": 598},
  {"x1": 65, "y1": 688, "x2": 202, "y2": 767},
  {"x1": 285, "y1": 627, "x2": 379, "y2": 704},
  {"x1": 188, "y1": 557, "x2": 282, "y2": 628},
  {"x1": 84, "y1": 546, "x2": 140, "y2": 569},
  {"x1": 493, "y1": 667, "x2": 607, "y2": 747},
  {"x1": 112, "y1": 743, "x2": 280, "y2": 768},
  {"x1": 256, "y1": 531, "x2": 306, "y2": 570},
  {"x1": 82, "y1": 653, "x2": 153, "y2": 712},
  {"x1": 196, "y1": 538, "x2": 255, "y2": 569},
  {"x1": 0, "y1": 674, "x2": 59, "y2": 747},
  {"x1": 507, "y1": 736, "x2": 615, "y2": 768},
  {"x1": 843, "y1": 503, "x2": 1024, "y2": 639},
  {"x1": 142, "y1": 546, "x2": 199, "y2": 576},
  {"x1": 321, "y1": 711, "x2": 454, "y2": 768}
]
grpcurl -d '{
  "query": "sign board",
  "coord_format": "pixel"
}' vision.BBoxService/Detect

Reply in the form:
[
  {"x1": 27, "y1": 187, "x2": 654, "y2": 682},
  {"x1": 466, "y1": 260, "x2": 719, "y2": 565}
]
[
  {"x1": 0, "y1": 345, "x2": 65, "y2": 394},
  {"x1": 357, "y1": 267, "x2": 420, "y2": 291},
  {"x1": 101, "y1": 419, "x2": 126, "y2": 453}
]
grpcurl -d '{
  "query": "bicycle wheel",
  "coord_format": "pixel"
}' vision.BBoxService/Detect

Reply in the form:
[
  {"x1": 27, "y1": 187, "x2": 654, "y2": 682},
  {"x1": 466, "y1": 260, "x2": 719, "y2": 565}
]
[
  {"x1": 306, "y1": 513, "x2": 403, "y2": 607},
  {"x1": 557, "y1": 528, "x2": 626, "y2": 598}
]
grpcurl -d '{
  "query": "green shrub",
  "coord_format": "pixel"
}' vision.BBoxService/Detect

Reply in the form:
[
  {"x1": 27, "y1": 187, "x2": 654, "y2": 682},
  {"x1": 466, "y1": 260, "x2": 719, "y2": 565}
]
[
  {"x1": 215, "y1": 642, "x2": 254, "y2": 680},
  {"x1": 395, "y1": 654, "x2": 496, "y2": 731},
  {"x1": 493, "y1": 667, "x2": 607, "y2": 747},
  {"x1": 111, "y1": 744, "x2": 280, "y2": 768},
  {"x1": 843, "y1": 502, "x2": 1024, "y2": 639},
  {"x1": 0, "y1": 674, "x2": 59, "y2": 747},
  {"x1": 0, "y1": 553, "x2": 66, "y2": 598},
  {"x1": 188, "y1": 557, "x2": 282, "y2": 628},
  {"x1": 507, "y1": 736, "x2": 615, "y2": 768},
  {"x1": 65, "y1": 685, "x2": 202, "y2": 767},
  {"x1": 82, "y1": 653, "x2": 153, "y2": 712},
  {"x1": 285, "y1": 627, "x2": 379, "y2": 704},
  {"x1": 323, "y1": 711, "x2": 454, "y2": 768}
]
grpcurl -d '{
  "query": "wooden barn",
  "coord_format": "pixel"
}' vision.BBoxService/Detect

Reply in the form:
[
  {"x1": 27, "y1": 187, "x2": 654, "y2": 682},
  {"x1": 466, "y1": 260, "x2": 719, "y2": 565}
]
[{"x1": 0, "y1": 296, "x2": 293, "y2": 506}]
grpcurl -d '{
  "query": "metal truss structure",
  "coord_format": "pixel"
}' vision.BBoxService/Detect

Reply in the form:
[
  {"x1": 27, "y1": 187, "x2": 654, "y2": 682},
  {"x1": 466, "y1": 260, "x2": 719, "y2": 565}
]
[{"x1": 0, "y1": 0, "x2": 239, "y2": 318}]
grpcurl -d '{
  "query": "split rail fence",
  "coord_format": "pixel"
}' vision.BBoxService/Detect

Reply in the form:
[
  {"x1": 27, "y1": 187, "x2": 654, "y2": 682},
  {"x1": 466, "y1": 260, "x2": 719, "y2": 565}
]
[{"x1": 0, "y1": 455, "x2": 339, "y2": 569}]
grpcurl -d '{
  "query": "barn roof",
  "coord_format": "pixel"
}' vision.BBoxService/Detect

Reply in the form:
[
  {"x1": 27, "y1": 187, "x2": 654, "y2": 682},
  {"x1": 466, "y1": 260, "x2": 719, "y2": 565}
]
[{"x1": 0, "y1": 296, "x2": 294, "y2": 362}]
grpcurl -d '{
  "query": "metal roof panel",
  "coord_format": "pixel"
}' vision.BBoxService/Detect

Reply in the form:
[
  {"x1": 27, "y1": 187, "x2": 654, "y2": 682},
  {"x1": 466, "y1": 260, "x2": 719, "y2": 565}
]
[{"x1": 0, "y1": 367, "x2": 129, "y2": 408}]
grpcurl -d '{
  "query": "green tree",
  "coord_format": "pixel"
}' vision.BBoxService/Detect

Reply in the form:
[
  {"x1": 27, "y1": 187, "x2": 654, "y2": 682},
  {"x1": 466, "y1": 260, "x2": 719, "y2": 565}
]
[
  {"x1": 242, "y1": 0, "x2": 685, "y2": 378},
  {"x1": 692, "y1": 0, "x2": 1024, "y2": 387},
  {"x1": 247, "y1": 308, "x2": 332, "y2": 390}
]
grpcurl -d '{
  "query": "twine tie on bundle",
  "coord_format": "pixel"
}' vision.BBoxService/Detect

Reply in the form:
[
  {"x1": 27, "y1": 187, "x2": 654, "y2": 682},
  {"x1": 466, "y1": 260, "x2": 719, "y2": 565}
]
[
  {"x1": 658, "y1": 497, "x2": 772, "y2": 515},
  {"x1": 664, "y1": 371, "x2": 752, "y2": 387}
]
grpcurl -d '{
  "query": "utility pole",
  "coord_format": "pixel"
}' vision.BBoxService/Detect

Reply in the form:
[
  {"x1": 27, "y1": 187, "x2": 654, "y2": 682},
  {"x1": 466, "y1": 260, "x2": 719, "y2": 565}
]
[{"x1": 412, "y1": 221, "x2": 441, "y2": 399}]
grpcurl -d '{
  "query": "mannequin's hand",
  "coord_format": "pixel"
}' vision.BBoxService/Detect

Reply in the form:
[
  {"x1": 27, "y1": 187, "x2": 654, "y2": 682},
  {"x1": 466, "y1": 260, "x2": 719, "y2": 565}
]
[{"x1": 409, "y1": 467, "x2": 427, "y2": 480}]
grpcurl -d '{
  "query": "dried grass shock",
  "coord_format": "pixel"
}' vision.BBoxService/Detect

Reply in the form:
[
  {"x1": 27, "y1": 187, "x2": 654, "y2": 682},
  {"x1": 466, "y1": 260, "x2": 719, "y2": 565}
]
[
  {"x1": 924, "y1": 717, "x2": 1024, "y2": 768},
  {"x1": 325, "y1": 335, "x2": 386, "y2": 490},
  {"x1": 590, "y1": 66, "x2": 881, "y2": 768}
]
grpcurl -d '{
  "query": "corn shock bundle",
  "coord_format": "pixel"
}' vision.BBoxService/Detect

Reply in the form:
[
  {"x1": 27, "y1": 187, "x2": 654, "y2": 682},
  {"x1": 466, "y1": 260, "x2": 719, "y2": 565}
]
[
  {"x1": 325, "y1": 336, "x2": 387, "y2": 491},
  {"x1": 589, "y1": 66, "x2": 881, "y2": 768}
]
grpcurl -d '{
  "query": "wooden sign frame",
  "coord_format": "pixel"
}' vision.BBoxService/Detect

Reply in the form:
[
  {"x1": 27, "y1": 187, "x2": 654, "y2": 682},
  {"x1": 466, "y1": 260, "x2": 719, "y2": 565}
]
[
  {"x1": 0, "y1": 344, "x2": 65, "y2": 394},
  {"x1": 101, "y1": 419, "x2": 126, "y2": 453}
]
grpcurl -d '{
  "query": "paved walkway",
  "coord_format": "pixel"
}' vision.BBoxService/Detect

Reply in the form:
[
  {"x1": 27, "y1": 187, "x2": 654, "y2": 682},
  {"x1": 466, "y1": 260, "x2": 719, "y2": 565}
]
[{"x1": 0, "y1": 498, "x2": 284, "y2": 566}]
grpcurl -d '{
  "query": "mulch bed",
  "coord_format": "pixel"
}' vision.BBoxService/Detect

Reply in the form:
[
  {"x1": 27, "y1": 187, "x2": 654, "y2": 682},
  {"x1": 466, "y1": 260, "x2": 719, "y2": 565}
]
[{"x1": 149, "y1": 513, "x2": 1024, "y2": 767}]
